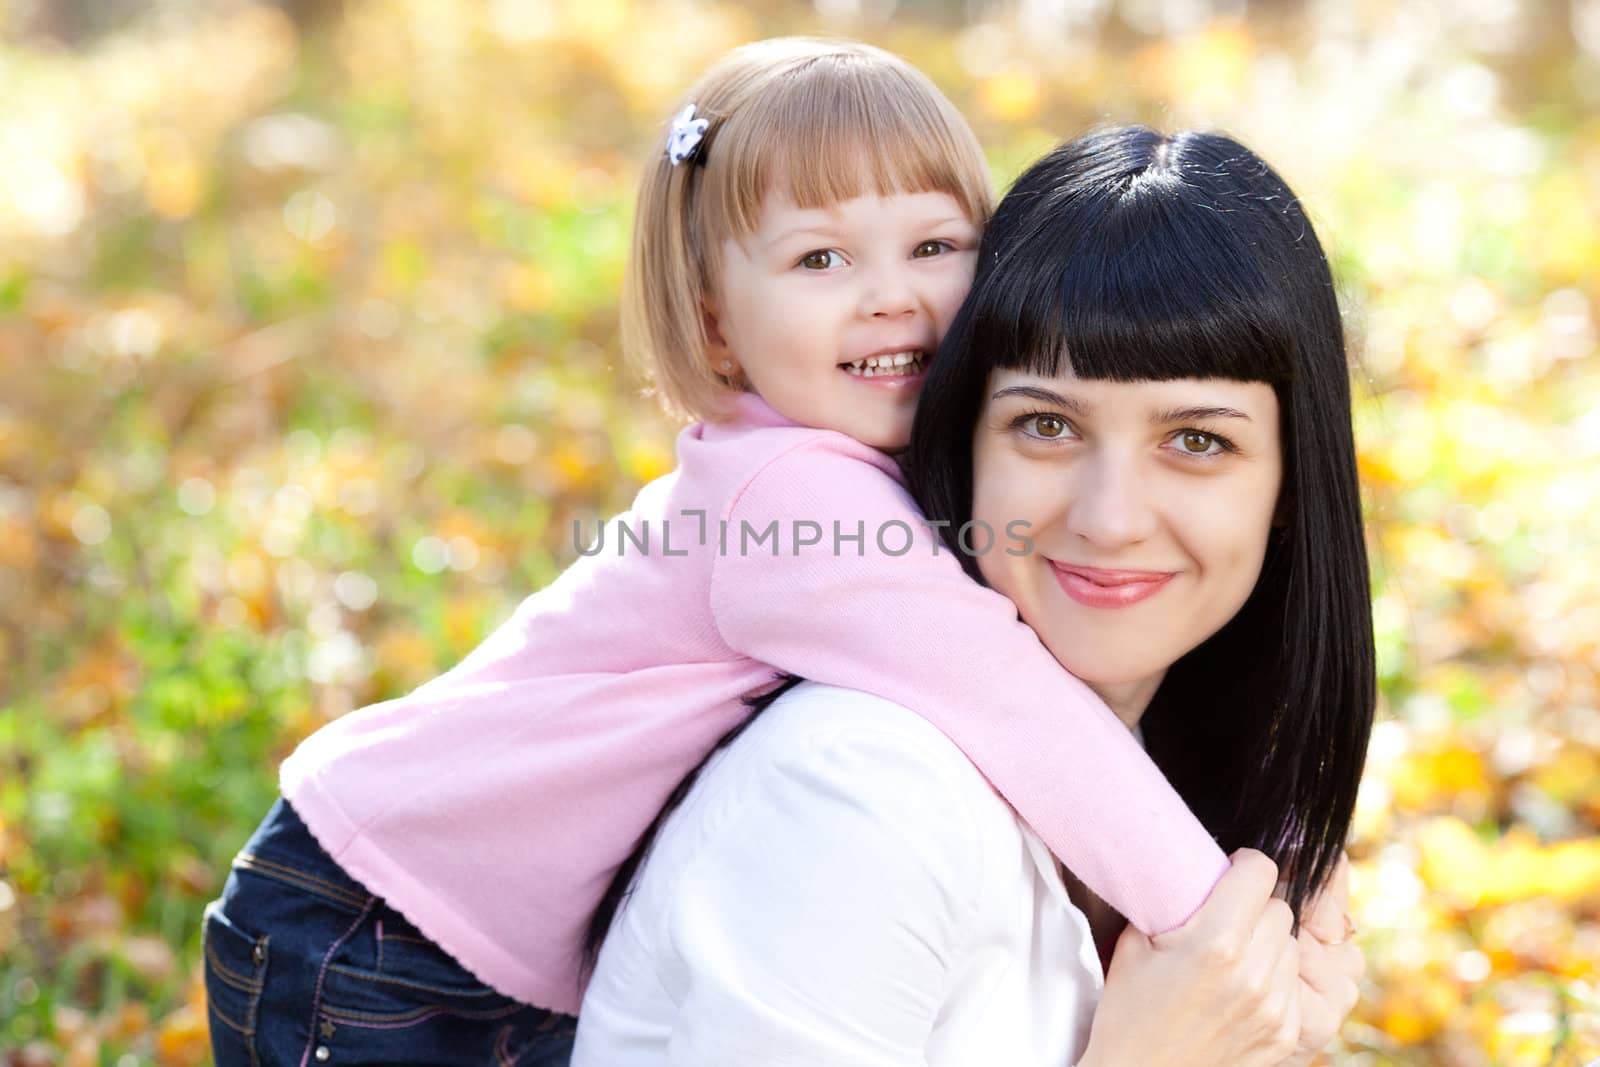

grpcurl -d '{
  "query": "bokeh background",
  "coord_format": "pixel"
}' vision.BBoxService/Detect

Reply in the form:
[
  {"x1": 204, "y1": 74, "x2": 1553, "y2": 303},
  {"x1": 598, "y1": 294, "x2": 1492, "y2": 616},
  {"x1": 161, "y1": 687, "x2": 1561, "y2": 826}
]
[{"x1": 2, "y1": 0, "x2": 1598, "y2": 1063}]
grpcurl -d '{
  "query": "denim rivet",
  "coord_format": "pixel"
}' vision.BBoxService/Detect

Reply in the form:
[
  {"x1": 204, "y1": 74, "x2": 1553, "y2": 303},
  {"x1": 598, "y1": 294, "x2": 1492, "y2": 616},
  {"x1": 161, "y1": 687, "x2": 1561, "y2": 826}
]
[
  {"x1": 315, "y1": 1046, "x2": 331, "y2": 1062},
  {"x1": 252, "y1": 942, "x2": 266, "y2": 966}
]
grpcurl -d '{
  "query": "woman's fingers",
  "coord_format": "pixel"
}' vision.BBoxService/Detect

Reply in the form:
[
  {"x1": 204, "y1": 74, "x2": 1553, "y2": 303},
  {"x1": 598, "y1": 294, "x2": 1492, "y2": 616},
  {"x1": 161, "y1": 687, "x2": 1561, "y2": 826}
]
[
  {"x1": 1299, "y1": 851, "x2": 1352, "y2": 944},
  {"x1": 1296, "y1": 975, "x2": 1341, "y2": 1058},
  {"x1": 1163, "y1": 848, "x2": 1281, "y2": 948},
  {"x1": 1332, "y1": 935, "x2": 1365, "y2": 985},
  {"x1": 1085, "y1": 864, "x2": 1311, "y2": 1067},
  {"x1": 1244, "y1": 897, "x2": 1296, "y2": 982},
  {"x1": 1290, "y1": 855, "x2": 1363, "y2": 1063},
  {"x1": 1270, "y1": 918, "x2": 1303, "y2": 1022},
  {"x1": 1223, "y1": 859, "x2": 1303, "y2": 1054},
  {"x1": 1290, "y1": 925, "x2": 1364, "y2": 1062},
  {"x1": 1300, "y1": 900, "x2": 1344, "y2": 943},
  {"x1": 1298, "y1": 930, "x2": 1361, "y2": 1006}
]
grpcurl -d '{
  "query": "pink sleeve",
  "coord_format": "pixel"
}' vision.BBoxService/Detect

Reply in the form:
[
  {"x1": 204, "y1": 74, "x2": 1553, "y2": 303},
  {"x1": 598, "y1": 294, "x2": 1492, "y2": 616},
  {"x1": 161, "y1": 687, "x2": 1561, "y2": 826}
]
[{"x1": 707, "y1": 440, "x2": 1230, "y2": 936}]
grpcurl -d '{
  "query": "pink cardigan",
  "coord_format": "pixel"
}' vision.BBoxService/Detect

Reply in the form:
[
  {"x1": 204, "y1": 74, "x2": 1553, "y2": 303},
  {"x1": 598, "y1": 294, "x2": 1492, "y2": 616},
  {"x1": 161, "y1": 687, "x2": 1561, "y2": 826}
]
[{"x1": 279, "y1": 392, "x2": 1229, "y2": 1015}]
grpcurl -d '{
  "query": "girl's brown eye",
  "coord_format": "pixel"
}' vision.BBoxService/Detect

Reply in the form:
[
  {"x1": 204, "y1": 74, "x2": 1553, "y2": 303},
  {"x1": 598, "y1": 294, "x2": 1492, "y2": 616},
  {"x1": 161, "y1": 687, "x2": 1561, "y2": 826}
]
[
  {"x1": 800, "y1": 250, "x2": 839, "y2": 270},
  {"x1": 913, "y1": 240, "x2": 947, "y2": 258}
]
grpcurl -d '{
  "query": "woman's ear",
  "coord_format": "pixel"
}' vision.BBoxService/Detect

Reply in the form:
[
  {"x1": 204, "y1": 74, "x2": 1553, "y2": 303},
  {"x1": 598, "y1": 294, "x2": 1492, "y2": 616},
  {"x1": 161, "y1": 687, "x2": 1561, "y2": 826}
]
[{"x1": 1272, "y1": 489, "x2": 1294, "y2": 531}]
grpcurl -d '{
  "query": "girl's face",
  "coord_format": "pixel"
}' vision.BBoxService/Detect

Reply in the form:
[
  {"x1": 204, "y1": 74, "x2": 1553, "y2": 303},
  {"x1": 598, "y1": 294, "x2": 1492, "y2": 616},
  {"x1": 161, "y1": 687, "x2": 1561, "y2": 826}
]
[
  {"x1": 971, "y1": 366, "x2": 1284, "y2": 719},
  {"x1": 706, "y1": 188, "x2": 979, "y2": 451}
]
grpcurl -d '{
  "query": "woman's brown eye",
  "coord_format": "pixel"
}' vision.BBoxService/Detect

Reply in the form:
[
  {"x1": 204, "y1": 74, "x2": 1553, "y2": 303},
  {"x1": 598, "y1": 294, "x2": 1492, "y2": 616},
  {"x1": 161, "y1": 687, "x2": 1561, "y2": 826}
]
[
  {"x1": 1032, "y1": 415, "x2": 1066, "y2": 438},
  {"x1": 1181, "y1": 432, "x2": 1215, "y2": 453}
]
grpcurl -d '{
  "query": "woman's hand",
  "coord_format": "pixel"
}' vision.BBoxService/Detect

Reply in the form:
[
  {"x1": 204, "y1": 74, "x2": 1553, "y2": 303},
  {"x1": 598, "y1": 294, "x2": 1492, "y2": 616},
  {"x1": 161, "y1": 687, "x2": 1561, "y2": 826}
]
[
  {"x1": 1285, "y1": 853, "x2": 1364, "y2": 1065},
  {"x1": 1077, "y1": 849, "x2": 1303, "y2": 1067}
]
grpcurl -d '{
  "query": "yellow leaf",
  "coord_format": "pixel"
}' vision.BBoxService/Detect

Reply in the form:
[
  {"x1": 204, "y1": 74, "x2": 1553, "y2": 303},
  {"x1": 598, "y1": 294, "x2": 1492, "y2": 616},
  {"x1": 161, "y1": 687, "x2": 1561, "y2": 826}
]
[
  {"x1": 0, "y1": 516, "x2": 36, "y2": 570},
  {"x1": 1528, "y1": 746, "x2": 1600, "y2": 808},
  {"x1": 143, "y1": 130, "x2": 202, "y2": 219},
  {"x1": 1168, "y1": 23, "x2": 1254, "y2": 103},
  {"x1": 978, "y1": 67, "x2": 1041, "y2": 123},
  {"x1": 156, "y1": 1003, "x2": 210, "y2": 1067},
  {"x1": 109, "y1": 1001, "x2": 152, "y2": 1042},
  {"x1": 1419, "y1": 816, "x2": 1600, "y2": 907},
  {"x1": 502, "y1": 262, "x2": 554, "y2": 312},
  {"x1": 1373, "y1": 970, "x2": 1460, "y2": 1044},
  {"x1": 64, "y1": 1034, "x2": 101, "y2": 1067},
  {"x1": 622, "y1": 438, "x2": 674, "y2": 484},
  {"x1": 1388, "y1": 744, "x2": 1493, "y2": 812}
]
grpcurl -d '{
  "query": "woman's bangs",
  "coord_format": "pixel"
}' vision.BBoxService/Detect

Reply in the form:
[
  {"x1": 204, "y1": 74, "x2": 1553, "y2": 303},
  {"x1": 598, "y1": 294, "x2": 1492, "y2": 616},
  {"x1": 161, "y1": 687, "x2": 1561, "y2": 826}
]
[{"x1": 976, "y1": 187, "x2": 1300, "y2": 385}]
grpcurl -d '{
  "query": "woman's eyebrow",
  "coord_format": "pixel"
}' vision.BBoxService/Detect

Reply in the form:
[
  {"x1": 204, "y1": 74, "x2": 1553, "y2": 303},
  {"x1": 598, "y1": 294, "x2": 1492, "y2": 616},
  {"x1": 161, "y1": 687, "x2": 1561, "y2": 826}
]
[
  {"x1": 989, "y1": 385, "x2": 1091, "y2": 416},
  {"x1": 1151, "y1": 406, "x2": 1254, "y2": 423}
]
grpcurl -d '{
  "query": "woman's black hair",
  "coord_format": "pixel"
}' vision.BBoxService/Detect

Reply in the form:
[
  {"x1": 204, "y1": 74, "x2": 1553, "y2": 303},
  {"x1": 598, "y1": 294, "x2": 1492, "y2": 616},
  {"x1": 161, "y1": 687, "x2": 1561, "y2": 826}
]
[{"x1": 906, "y1": 125, "x2": 1375, "y2": 920}]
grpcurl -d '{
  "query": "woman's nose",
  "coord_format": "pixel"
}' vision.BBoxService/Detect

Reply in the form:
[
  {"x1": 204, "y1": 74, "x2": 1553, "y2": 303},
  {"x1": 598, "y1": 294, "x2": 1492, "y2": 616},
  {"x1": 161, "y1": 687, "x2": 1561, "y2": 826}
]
[{"x1": 1064, "y1": 453, "x2": 1158, "y2": 547}]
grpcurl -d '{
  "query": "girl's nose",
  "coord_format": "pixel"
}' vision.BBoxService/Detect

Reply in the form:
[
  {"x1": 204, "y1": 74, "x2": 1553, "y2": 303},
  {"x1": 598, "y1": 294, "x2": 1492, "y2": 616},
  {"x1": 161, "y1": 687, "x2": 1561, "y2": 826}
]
[
  {"x1": 859, "y1": 263, "x2": 917, "y2": 319},
  {"x1": 1064, "y1": 452, "x2": 1158, "y2": 547}
]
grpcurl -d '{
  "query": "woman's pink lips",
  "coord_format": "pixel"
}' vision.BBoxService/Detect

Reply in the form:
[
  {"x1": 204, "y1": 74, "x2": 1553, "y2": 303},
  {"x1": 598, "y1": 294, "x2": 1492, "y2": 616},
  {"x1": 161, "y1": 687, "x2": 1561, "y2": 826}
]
[{"x1": 1049, "y1": 562, "x2": 1177, "y2": 608}]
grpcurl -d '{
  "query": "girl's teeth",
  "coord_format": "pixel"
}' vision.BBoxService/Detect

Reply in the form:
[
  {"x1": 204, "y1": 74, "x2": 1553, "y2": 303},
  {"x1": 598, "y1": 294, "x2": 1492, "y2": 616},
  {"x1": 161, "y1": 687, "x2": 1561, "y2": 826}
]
[{"x1": 844, "y1": 352, "x2": 924, "y2": 377}]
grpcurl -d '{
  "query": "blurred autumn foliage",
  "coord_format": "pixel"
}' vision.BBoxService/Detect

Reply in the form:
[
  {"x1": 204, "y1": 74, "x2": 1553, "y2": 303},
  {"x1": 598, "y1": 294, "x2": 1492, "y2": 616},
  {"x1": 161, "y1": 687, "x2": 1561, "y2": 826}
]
[{"x1": 1, "y1": 0, "x2": 1597, "y2": 1063}]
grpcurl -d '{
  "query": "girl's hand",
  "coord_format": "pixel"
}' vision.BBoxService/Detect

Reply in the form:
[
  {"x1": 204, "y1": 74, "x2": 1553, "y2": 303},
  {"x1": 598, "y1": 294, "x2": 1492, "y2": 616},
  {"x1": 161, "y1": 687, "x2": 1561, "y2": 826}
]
[
  {"x1": 1286, "y1": 853, "x2": 1364, "y2": 1065},
  {"x1": 1077, "y1": 849, "x2": 1303, "y2": 1067}
]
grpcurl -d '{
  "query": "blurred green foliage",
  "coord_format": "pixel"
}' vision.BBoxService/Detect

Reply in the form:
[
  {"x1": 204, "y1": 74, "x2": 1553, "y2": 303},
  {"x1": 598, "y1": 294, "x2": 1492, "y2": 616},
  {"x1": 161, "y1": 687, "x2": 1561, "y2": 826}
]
[{"x1": 0, "y1": 0, "x2": 1597, "y2": 1063}]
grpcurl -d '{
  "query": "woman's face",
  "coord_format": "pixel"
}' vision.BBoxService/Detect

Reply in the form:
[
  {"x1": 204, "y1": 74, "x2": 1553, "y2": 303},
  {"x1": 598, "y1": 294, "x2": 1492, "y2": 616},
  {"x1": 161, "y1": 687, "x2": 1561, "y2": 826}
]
[{"x1": 971, "y1": 366, "x2": 1283, "y2": 716}]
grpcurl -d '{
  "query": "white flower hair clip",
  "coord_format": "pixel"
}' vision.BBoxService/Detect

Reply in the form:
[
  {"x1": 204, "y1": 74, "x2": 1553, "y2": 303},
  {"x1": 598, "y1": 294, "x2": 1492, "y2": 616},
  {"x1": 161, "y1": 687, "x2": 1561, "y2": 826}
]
[{"x1": 666, "y1": 104, "x2": 710, "y2": 167}]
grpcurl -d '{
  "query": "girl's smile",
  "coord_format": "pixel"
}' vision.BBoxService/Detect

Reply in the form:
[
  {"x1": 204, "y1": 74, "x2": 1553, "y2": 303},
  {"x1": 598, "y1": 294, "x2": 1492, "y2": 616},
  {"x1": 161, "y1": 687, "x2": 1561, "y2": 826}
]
[{"x1": 839, "y1": 346, "x2": 930, "y2": 382}]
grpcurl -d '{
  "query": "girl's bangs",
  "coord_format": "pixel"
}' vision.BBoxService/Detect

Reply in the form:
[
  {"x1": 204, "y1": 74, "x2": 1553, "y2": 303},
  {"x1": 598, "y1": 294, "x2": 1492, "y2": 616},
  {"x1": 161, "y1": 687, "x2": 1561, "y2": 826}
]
[
  {"x1": 709, "y1": 64, "x2": 991, "y2": 238},
  {"x1": 974, "y1": 186, "x2": 1300, "y2": 386}
]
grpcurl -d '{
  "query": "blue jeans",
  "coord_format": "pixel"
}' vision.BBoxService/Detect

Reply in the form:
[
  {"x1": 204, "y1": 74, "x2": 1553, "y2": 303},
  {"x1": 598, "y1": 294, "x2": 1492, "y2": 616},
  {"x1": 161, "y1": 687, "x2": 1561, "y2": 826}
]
[{"x1": 203, "y1": 798, "x2": 576, "y2": 1066}]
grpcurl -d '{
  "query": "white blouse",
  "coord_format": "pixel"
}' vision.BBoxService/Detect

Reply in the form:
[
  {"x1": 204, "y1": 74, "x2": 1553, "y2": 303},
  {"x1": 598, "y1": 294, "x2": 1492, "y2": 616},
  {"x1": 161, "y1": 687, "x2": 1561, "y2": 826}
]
[{"x1": 573, "y1": 681, "x2": 1105, "y2": 1065}]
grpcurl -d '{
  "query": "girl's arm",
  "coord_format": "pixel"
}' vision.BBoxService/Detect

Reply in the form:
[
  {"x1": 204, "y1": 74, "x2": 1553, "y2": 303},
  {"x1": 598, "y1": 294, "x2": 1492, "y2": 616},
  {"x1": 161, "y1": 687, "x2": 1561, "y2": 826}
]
[{"x1": 708, "y1": 438, "x2": 1230, "y2": 936}]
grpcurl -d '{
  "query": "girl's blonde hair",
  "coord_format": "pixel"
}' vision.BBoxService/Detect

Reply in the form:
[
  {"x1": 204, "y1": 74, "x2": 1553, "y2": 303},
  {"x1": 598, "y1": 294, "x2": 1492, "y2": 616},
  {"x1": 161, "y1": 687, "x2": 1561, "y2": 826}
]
[{"x1": 622, "y1": 37, "x2": 994, "y2": 423}]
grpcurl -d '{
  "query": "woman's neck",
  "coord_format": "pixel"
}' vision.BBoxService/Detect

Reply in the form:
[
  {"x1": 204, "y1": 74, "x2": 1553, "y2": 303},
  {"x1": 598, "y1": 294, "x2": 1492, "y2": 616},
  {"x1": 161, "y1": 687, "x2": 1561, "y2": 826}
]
[
  {"x1": 1087, "y1": 671, "x2": 1167, "y2": 732},
  {"x1": 1066, "y1": 672, "x2": 1166, "y2": 971}
]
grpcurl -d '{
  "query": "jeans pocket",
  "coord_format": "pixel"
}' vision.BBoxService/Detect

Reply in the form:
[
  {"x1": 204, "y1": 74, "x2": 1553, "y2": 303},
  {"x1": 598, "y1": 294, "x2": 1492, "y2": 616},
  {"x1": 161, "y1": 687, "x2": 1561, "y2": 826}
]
[
  {"x1": 313, "y1": 906, "x2": 539, "y2": 1063},
  {"x1": 367, "y1": 906, "x2": 506, "y2": 997},
  {"x1": 504, "y1": 1019, "x2": 578, "y2": 1067},
  {"x1": 203, "y1": 901, "x2": 269, "y2": 1066}
]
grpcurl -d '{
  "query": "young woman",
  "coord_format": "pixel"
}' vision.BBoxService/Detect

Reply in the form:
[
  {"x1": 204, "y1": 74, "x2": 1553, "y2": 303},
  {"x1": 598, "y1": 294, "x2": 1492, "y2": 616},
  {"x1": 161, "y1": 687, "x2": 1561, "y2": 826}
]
[{"x1": 572, "y1": 126, "x2": 1375, "y2": 1065}]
